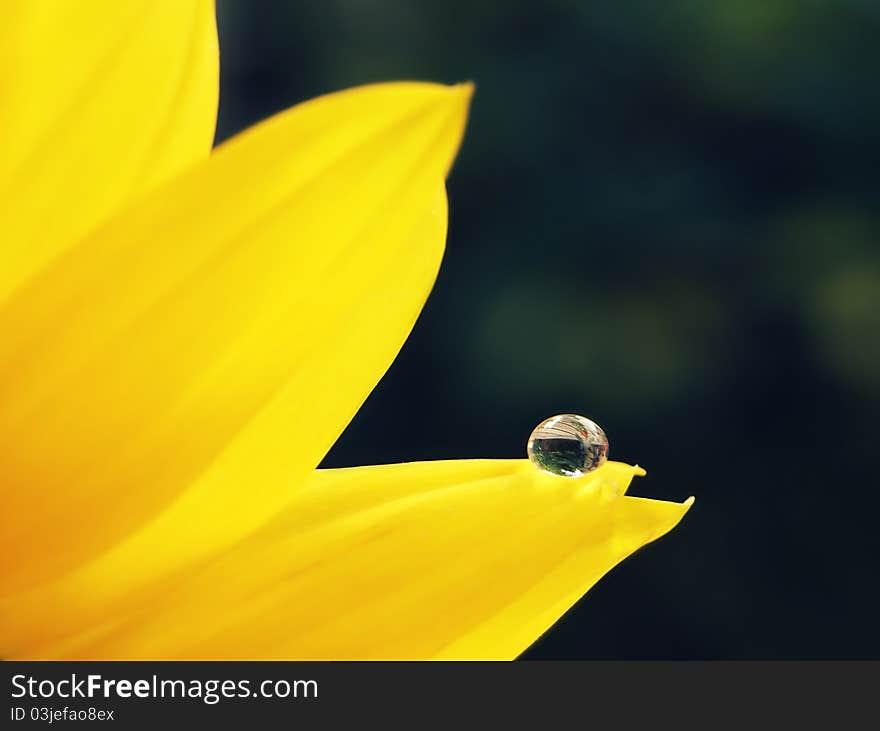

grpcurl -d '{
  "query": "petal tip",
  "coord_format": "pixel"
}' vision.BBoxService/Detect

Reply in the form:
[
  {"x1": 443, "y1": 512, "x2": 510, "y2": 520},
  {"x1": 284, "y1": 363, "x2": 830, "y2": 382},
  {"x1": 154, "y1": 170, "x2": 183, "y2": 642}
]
[
  {"x1": 447, "y1": 81, "x2": 475, "y2": 118},
  {"x1": 455, "y1": 81, "x2": 476, "y2": 99}
]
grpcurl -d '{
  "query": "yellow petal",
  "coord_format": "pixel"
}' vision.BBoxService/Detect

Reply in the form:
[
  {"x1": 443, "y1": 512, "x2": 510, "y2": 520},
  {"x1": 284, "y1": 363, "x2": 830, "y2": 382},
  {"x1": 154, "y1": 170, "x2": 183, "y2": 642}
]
[
  {"x1": 0, "y1": 0, "x2": 219, "y2": 303},
  {"x1": 1, "y1": 461, "x2": 692, "y2": 659},
  {"x1": 0, "y1": 82, "x2": 471, "y2": 596}
]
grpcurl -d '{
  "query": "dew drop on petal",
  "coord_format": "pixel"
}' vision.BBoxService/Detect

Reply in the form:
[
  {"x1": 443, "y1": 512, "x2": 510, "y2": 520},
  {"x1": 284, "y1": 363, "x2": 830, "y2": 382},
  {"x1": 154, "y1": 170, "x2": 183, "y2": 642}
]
[{"x1": 527, "y1": 414, "x2": 609, "y2": 477}]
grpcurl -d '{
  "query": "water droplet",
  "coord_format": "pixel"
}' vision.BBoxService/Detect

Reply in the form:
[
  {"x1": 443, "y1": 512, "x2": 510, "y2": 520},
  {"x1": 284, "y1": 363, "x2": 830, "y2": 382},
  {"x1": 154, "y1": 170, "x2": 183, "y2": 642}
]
[{"x1": 527, "y1": 414, "x2": 608, "y2": 477}]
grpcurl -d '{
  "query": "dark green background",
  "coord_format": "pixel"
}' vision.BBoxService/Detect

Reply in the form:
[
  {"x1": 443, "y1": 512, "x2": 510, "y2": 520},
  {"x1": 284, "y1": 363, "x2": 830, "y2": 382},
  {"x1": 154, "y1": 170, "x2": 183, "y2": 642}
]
[{"x1": 215, "y1": 0, "x2": 879, "y2": 659}]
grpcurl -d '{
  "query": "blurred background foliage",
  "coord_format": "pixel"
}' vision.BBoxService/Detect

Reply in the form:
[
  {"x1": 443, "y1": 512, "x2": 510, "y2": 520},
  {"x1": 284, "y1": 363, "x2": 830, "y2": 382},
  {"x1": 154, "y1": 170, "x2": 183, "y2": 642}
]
[{"x1": 215, "y1": 0, "x2": 879, "y2": 658}]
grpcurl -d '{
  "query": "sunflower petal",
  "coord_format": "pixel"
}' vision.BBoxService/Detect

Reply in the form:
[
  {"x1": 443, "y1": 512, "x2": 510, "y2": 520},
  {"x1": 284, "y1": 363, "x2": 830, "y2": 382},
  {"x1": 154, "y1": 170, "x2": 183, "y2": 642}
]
[
  {"x1": 0, "y1": 0, "x2": 219, "y2": 302},
  {"x1": 0, "y1": 82, "x2": 471, "y2": 595},
  {"x1": 0, "y1": 460, "x2": 692, "y2": 659}
]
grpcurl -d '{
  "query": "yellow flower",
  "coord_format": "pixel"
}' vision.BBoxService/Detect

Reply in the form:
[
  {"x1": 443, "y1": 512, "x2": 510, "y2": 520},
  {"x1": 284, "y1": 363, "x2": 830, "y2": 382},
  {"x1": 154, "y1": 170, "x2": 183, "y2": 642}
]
[{"x1": 0, "y1": 1, "x2": 692, "y2": 659}]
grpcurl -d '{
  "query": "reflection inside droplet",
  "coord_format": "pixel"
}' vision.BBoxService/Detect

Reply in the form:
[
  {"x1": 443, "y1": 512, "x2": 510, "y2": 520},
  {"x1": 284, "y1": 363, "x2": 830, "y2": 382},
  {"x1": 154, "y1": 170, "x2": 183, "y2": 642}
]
[{"x1": 527, "y1": 414, "x2": 609, "y2": 477}]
